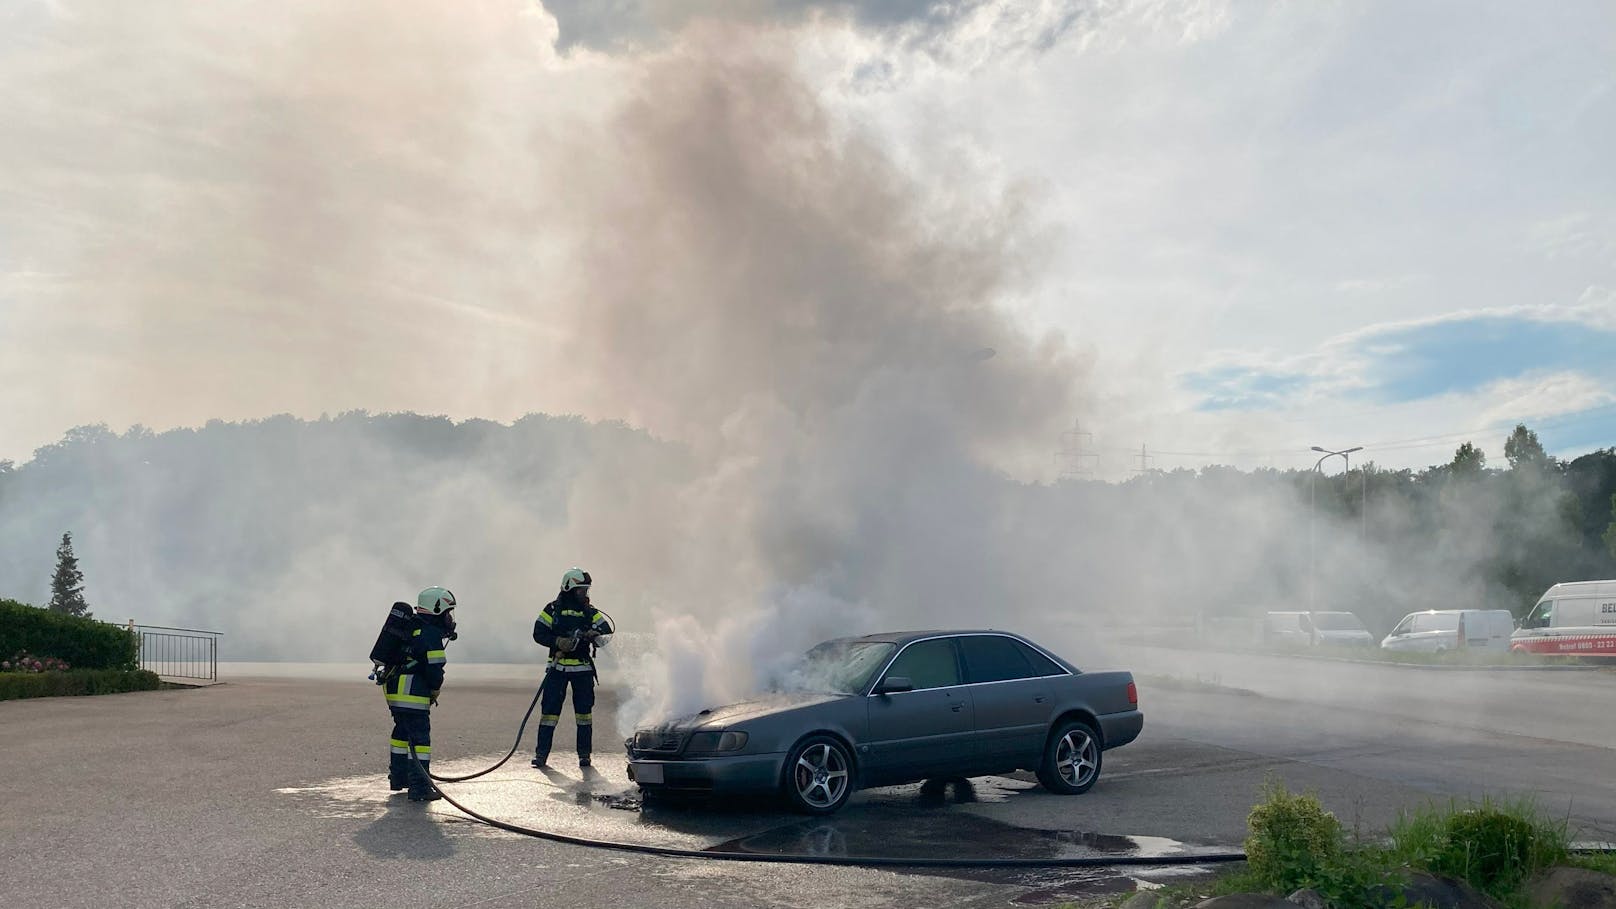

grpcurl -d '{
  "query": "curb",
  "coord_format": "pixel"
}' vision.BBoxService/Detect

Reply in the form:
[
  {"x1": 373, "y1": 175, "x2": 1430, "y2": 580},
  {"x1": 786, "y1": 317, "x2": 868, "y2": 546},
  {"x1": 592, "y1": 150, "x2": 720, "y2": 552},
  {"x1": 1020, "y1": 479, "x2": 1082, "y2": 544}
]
[{"x1": 1127, "y1": 640, "x2": 1612, "y2": 672}]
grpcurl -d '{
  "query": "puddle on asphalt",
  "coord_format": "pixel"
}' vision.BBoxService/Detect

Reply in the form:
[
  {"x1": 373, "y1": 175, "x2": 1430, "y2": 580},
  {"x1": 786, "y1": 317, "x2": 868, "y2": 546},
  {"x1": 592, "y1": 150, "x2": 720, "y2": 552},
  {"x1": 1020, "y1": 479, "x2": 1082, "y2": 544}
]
[
  {"x1": 703, "y1": 800, "x2": 1212, "y2": 862},
  {"x1": 280, "y1": 758, "x2": 1230, "y2": 876}
]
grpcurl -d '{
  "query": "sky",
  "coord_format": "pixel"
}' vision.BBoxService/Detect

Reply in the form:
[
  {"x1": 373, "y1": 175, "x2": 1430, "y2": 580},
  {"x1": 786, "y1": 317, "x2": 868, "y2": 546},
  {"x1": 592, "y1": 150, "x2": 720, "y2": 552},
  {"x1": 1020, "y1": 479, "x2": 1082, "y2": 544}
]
[{"x1": 1, "y1": 0, "x2": 1612, "y2": 477}]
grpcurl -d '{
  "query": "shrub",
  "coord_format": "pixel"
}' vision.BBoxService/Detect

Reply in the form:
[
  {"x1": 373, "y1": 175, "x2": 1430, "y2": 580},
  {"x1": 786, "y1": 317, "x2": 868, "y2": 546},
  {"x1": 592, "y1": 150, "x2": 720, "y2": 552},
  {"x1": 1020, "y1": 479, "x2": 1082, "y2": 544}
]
[
  {"x1": 1428, "y1": 800, "x2": 1568, "y2": 896},
  {"x1": 1244, "y1": 779, "x2": 1344, "y2": 894},
  {"x1": 0, "y1": 669, "x2": 160, "y2": 700},
  {"x1": 0, "y1": 599, "x2": 136, "y2": 670}
]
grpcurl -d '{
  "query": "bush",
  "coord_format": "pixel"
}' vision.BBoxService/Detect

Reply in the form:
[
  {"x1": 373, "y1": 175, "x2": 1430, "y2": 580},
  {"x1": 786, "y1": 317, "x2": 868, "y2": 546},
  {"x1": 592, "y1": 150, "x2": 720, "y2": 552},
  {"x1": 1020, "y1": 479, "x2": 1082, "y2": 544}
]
[
  {"x1": 0, "y1": 669, "x2": 160, "y2": 700},
  {"x1": 1244, "y1": 779, "x2": 1344, "y2": 893},
  {"x1": 0, "y1": 599, "x2": 137, "y2": 670},
  {"x1": 1391, "y1": 799, "x2": 1570, "y2": 898}
]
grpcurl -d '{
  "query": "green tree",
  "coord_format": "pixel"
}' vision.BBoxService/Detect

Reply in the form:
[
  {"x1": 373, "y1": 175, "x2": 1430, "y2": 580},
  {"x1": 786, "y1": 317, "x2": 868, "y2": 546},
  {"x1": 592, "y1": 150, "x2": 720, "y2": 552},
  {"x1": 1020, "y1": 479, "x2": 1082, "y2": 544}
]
[
  {"x1": 48, "y1": 532, "x2": 91, "y2": 618},
  {"x1": 1504, "y1": 424, "x2": 1550, "y2": 471},
  {"x1": 1605, "y1": 493, "x2": 1616, "y2": 561},
  {"x1": 1450, "y1": 441, "x2": 1486, "y2": 478}
]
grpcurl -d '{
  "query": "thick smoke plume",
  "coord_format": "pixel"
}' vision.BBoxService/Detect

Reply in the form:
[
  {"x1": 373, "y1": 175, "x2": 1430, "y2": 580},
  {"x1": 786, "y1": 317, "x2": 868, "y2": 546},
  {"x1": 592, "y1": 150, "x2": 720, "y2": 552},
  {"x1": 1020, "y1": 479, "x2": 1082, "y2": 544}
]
[{"x1": 0, "y1": 2, "x2": 1087, "y2": 731}]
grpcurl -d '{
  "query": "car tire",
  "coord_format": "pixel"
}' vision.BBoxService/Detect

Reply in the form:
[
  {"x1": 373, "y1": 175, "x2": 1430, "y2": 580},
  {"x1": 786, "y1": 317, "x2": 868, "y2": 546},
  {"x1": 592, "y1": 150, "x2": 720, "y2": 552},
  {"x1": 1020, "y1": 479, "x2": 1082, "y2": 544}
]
[
  {"x1": 782, "y1": 734, "x2": 854, "y2": 815},
  {"x1": 1037, "y1": 718, "x2": 1102, "y2": 795}
]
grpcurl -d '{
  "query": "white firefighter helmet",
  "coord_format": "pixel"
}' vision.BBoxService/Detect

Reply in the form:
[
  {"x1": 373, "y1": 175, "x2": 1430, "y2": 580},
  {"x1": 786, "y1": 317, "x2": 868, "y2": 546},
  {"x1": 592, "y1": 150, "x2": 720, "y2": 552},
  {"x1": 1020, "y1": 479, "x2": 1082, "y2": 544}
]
[
  {"x1": 417, "y1": 586, "x2": 457, "y2": 614},
  {"x1": 560, "y1": 567, "x2": 592, "y2": 592}
]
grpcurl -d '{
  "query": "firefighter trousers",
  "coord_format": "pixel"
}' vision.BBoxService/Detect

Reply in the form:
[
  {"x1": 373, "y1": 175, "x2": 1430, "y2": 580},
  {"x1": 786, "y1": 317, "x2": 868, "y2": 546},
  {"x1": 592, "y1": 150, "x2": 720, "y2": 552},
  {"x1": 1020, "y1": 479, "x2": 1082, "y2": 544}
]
[{"x1": 533, "y1": 669, "x2": 595, "y2": 763}]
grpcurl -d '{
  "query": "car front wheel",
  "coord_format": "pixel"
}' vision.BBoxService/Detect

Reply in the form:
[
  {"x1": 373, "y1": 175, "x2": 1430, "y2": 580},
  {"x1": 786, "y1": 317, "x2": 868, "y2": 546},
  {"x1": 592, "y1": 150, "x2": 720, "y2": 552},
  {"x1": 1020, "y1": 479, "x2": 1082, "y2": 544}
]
[
  {"x1": 783, "y1": 735, "x2": 854, "y2": 815},
  {"x1": 1037, "y1": 719, "x2": 1102, "y2": 795}
]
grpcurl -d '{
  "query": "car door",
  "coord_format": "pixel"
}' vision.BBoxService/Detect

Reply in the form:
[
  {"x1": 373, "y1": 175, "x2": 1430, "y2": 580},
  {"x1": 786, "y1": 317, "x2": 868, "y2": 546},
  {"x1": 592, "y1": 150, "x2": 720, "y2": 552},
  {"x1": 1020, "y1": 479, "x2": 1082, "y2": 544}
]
[
  {"x1": 958, "y1": 635, "x2": 1060, "y2": 771},
  {"x1": 1383, "y1": 615, "x2": 1415, "y2": 650},
  {"x1": 863, "y1": 637, "x2": 974, "y2": 784}
]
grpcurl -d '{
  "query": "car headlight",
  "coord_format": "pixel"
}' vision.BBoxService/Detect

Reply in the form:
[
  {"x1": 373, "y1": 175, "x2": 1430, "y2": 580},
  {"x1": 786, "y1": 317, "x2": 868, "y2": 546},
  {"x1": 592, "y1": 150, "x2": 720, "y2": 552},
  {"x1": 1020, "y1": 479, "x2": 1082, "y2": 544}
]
[{"x1": 684, "y1": 731, "x2": 748, "y2": 754}]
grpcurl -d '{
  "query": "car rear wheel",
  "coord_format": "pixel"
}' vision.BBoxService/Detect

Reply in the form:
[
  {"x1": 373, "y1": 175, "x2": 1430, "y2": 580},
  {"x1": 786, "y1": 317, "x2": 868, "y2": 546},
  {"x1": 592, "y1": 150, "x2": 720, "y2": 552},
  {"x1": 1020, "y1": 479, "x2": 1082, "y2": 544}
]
[
  {"x1": 783, "y1": 735, "x2": 853, "y2": 815},
  {"x1": 1037, "y1": 719, "x2": 1102, "y2": 795}
]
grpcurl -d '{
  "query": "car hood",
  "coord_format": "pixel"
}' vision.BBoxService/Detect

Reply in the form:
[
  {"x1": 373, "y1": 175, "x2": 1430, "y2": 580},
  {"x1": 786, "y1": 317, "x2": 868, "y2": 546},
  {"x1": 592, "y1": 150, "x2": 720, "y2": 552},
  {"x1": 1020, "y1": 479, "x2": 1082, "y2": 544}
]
[{"x1": 657, "y1": 691, "x2": 849, "y2": 732}]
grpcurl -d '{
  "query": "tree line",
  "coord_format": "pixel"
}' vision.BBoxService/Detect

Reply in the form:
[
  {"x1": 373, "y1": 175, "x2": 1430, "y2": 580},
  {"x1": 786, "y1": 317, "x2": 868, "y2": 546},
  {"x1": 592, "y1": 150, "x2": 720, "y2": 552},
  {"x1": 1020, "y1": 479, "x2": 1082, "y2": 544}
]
[{"x1": 0, "y1": 414, "x2": 1609, "y2": 653}]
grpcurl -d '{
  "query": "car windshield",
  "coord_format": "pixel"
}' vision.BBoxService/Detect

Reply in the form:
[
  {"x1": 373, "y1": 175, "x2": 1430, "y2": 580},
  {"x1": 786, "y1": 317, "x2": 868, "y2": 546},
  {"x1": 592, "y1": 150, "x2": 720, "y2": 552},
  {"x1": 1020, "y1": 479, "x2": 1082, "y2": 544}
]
[
  {"x1": 780, "y1": 641, "x2": 897, "y2": 695},
  {"x1": 1312, "y1": 612, "x2": 1366, "y2": 631}
]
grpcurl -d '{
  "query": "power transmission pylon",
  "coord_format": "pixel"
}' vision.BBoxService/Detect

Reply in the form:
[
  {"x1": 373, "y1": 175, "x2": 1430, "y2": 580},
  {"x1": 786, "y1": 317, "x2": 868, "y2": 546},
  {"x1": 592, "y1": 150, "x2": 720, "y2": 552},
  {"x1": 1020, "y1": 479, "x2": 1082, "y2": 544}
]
[{"x1": 1056, "y1": 420, "x2": 1099, "y2": 480}]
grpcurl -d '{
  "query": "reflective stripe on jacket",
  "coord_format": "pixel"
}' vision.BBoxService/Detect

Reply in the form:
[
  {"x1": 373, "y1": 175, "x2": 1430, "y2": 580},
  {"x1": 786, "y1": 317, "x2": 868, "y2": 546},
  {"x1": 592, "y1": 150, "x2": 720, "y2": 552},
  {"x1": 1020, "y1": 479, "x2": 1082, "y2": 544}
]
[{"x1": 533, "y1": 599, "x2": 612, "y2": 670}]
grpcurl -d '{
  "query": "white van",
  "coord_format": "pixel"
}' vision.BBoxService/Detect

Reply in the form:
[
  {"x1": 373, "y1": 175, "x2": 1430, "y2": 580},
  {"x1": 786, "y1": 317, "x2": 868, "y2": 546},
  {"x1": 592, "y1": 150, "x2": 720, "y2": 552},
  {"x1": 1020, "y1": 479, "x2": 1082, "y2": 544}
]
[
  {"x1": 1262, "y1": 611, "x2": 1374, "y2": 648},
  {"x1": 1381, "y1": 609, "x2": 1515, "y2": 653},
  {"x1": 1306, "y1": 611, "x2": 1375, "y2": 647},
  {"x1": 1511, "y1": 580, "x2": 1616, "y2": 657}
]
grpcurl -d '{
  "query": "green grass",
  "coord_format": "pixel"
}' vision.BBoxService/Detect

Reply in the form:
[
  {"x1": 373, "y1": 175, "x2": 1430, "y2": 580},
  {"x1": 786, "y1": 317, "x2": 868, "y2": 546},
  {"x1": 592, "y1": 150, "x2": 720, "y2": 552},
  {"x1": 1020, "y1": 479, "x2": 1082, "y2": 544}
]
[
  {"x1": 1053, "y1": 788, "x2": 1615, "y2": 909},
  {"x1": 1569, "y1": 851, "x2": 1616, "y2": 876},
  {"x1": 1262, "y1": 644, "x2": 1585, "y2": 668}
]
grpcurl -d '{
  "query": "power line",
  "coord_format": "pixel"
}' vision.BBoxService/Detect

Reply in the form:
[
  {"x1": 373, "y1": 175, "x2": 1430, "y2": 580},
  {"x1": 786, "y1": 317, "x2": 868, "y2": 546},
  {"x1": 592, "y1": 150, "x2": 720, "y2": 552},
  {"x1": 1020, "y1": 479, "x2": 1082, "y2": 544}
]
[{"x1": 1093, "y1": 401, "x2": 1616, "y2": 462}]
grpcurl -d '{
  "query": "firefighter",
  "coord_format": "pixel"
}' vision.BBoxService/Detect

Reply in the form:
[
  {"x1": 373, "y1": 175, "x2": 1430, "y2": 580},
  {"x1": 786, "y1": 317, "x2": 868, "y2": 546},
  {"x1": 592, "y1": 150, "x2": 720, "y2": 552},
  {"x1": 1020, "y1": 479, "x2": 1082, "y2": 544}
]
[
  {"x1": 531, "y1": 568, "x2": 613, "y2": 768},
  {"x1": 386, "y1": 586, "x2": 456, "y2": 801}
]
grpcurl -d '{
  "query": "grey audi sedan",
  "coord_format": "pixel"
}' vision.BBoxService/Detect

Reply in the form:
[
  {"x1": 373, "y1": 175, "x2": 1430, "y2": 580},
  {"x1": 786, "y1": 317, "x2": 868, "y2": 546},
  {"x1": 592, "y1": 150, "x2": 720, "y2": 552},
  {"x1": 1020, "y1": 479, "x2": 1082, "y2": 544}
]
[{"x1": 625, "y1": 630, "x2": 1142, "y2": 814}]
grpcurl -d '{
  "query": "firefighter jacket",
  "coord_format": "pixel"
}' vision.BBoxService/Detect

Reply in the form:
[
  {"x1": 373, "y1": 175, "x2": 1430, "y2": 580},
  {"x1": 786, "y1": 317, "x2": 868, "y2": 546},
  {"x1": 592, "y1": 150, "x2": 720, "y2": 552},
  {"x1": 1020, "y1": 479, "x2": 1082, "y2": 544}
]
[
  {"x1": 533, "y1": 597, "x2": 612, "y2": 672},
  {"x1": 384, "y1": 613, "x2": 449, "y2": 712}
]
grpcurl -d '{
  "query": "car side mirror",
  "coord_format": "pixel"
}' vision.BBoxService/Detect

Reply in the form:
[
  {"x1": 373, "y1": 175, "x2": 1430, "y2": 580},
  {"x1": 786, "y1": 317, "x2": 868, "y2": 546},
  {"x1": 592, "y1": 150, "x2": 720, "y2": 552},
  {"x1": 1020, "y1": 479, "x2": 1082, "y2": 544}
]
[{"x1": 878, "y1": 676, "x2": 914, "y2": 695}]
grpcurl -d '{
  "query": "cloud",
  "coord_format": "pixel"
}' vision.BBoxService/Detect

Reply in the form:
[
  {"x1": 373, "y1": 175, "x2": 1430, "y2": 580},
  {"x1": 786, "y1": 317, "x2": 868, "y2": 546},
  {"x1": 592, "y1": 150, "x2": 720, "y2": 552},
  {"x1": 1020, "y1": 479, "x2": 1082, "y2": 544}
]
[
  {"x1": 537, "y1": 0, "x2": 1080, "y2": 53},
  {"x1": 1184, "y1": 299, "x2": 1616, "y2": 412}
]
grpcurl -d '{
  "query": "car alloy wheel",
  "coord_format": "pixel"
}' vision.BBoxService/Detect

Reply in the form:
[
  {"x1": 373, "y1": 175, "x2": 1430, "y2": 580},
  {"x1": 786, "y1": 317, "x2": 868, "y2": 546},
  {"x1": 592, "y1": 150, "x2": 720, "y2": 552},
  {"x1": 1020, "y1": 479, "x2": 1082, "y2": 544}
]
[
  {"x1": 786, "y1": 736, "x2": 852, "y2": 814},
  {"x1": 1037, "y1": 718, "x2": 1102, "y2": 795},
  {"x1": 1056, "y1": 727, "x2": 1098, "y2": 789}
]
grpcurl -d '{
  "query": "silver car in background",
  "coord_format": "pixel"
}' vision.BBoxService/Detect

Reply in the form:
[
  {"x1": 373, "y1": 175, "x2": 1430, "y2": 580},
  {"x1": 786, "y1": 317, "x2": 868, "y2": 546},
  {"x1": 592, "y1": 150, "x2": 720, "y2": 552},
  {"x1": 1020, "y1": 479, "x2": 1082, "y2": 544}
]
[{"x1": 625, "y1": 630, "x2": 1143, "y2": 814}]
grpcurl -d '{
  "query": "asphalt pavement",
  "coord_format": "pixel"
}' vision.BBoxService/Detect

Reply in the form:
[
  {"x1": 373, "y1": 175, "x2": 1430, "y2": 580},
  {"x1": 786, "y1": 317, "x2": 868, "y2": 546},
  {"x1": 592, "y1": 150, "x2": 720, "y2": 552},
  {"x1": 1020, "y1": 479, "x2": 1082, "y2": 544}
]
[{"x1": 2, "y1": 652, "x2": 1613, "y2": 909}]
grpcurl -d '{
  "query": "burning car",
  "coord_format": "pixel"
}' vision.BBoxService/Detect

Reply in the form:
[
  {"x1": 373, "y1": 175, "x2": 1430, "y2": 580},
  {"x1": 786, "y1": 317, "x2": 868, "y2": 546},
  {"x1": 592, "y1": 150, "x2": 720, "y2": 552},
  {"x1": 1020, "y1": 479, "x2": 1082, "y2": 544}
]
[{"x1": 624, "y1": 630, "x2": 1143, "y2": 814}]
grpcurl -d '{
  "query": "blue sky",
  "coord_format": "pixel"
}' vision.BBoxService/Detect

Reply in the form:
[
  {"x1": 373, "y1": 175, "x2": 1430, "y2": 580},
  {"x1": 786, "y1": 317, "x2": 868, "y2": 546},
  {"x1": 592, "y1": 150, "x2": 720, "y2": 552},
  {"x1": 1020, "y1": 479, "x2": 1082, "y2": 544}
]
[{"x1": 1181, "y1": 303, "x2": 1616, "y2": 461}]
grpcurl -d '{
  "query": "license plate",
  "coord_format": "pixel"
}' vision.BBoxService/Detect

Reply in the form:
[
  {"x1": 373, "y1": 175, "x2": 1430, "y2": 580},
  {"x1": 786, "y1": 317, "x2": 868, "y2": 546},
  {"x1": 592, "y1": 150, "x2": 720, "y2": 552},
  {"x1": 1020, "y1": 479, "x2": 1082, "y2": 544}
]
[{"x1": 633, "y1": 763, "x2": 665, "y2": 785}]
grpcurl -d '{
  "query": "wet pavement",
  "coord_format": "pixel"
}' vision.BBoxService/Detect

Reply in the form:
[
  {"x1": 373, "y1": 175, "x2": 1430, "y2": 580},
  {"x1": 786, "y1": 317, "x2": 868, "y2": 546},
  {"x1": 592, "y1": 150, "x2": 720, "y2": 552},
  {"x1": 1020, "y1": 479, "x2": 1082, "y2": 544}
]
[
  {"x1": 277, "y1": 749, "x2": 1231, "y2": 865},
  {"x1": 274, "y1": 750, "x2": 1232, "y2": 905},
  {"x1": 8, "y1": 666, "x2": 1615, "y2": 908}
]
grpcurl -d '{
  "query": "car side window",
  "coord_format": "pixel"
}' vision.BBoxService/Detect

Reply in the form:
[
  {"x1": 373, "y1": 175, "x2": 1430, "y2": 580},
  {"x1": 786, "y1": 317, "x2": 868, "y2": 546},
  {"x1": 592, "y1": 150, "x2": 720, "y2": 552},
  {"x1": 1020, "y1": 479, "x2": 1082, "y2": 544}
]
[
  {"x1": 1524, "y1": 601, "x2": 1553, "y2": 629},
  {"x1": 1391, "y1": 617, "x2": 1413, "y2": 636},
  {"x1": 882, "y1": 639, "x2": 961, "y2": 690},
  {"x1": 1013, "y1": 641, "x2": 1065, "y2": 677},
  {"x1": 960, "y1": 635, "x2": 1034, "y2": 683}
]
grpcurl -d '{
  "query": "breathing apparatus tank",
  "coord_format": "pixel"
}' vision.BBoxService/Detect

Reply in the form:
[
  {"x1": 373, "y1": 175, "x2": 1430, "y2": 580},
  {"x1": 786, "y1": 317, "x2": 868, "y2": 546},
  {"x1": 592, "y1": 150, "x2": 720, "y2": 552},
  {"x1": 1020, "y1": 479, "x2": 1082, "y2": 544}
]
[{"x1": 368, "y1": 602, "x2": 419, "y2": 684}]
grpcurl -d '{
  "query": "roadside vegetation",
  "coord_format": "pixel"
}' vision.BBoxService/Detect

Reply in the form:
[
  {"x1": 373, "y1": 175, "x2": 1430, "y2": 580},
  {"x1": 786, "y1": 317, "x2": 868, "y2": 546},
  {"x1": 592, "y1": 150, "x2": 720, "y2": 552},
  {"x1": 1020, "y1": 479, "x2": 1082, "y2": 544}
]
[
  {"x1": 1125, "y1": 781, "x2": 1615, "y2": 909},
  {"x1": 1258, "y1": 645, "x2": 1592, "y2": 668},
  {"x1": 0, "y1": 598, "x2": 157, "y2": 700},
  {"x1": 0, "y1": 668, "x2": 160, "y2": 700}
]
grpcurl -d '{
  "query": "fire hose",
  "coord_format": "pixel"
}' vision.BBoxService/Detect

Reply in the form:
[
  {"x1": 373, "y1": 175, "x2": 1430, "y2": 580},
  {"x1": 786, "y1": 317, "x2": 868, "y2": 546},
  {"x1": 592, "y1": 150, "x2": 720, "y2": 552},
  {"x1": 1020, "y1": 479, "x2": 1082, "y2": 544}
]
[
  {"x1": 404, "y1": 688, "x2": 1614, "y2": 868},
  {"x1": 402, "y1": 695, "x2": 1250, "y2": 867}
]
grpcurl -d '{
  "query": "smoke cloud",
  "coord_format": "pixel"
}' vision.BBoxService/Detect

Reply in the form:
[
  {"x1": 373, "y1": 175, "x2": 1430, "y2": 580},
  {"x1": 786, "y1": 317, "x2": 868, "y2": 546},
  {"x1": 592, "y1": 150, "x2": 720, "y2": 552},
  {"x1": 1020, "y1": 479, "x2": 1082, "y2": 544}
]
[
  {"x1": 3, "y1": 1, "x2": 1606, "y2": 744},
  {"x1": 0, "y1": 1, "x2": 1092, "y2": 729}
]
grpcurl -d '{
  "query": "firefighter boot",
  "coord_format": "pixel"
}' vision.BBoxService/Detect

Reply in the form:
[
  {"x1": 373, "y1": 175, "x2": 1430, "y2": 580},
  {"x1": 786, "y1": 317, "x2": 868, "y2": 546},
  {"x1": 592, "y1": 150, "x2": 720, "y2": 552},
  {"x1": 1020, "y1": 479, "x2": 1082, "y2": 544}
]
[
  {"x1": 532, "y1": 719, "x2": 558, "y2": 768},
  {"x1": 577, "y1": 721, "x2": 593, "y2": 768},
  {"x1": 407, "y1": 761, "x2": 442, "y2": 802},
  {"x1": 388, "y1": 752, "x2": 407, "y2": 791}
]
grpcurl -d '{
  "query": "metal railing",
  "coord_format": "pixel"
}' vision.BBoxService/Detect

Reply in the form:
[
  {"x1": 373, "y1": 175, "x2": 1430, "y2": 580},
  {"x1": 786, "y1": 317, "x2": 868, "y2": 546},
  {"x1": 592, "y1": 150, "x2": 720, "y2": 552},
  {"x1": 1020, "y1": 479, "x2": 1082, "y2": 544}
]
[{"x1": 128, "y1": 623, "x2": 221, "y2": 681}]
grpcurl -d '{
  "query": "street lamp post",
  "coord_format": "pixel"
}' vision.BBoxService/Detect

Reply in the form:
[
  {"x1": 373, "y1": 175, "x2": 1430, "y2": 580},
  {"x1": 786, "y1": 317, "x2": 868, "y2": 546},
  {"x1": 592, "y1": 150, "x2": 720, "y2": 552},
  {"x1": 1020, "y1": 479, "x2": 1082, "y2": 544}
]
[{"x1": 1309, "y1": 445, "x2": 1363, "y2": 614}]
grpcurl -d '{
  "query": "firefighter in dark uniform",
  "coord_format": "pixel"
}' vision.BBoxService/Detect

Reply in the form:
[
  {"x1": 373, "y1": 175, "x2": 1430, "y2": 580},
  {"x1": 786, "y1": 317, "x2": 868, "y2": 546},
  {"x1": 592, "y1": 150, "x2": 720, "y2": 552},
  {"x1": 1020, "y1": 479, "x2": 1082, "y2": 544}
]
[
  {"x1": 531, "y1": 568, "x2": 614, "y2": 768},
  {"x1": 386, "y1": 586, "x2": 456, "y2": 801}
]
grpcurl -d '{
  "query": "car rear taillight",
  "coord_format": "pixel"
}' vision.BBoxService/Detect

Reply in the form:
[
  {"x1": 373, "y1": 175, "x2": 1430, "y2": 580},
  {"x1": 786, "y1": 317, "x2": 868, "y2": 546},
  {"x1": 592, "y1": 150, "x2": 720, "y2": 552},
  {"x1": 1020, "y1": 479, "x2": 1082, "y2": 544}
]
[{"x1": 1126, "y1": 681, "x2": 1138, "y2": 705}]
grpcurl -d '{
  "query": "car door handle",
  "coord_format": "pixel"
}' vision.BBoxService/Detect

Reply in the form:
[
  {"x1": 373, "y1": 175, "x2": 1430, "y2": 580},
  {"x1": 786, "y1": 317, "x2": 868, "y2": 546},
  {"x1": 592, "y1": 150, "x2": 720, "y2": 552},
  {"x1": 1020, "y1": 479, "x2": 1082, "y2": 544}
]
[
  {"x1": 951, "y1": 703, "x2": 964, "y2": 712},
  {"x1": 1034, "y1": 696, "x2": 1046, "y2": 703}
]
